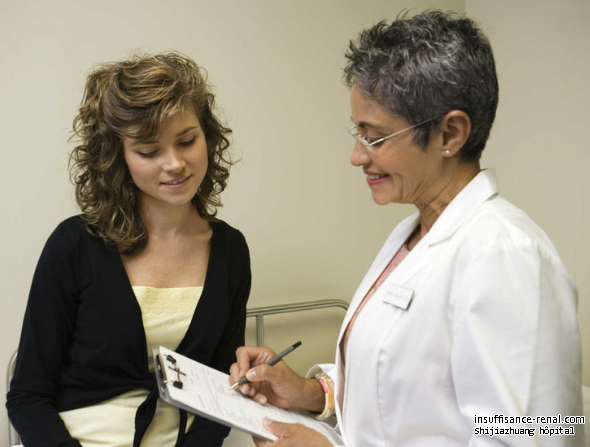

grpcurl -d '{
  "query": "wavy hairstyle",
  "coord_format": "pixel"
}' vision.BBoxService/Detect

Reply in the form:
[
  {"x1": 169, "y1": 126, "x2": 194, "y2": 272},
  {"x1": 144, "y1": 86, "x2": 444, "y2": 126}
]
[
  {"x1": 344, "y1": 10, "x2": 498, "y2": 162},
  {"x1": 69, "y1": 51, "x2": 232, "y2": 253}
]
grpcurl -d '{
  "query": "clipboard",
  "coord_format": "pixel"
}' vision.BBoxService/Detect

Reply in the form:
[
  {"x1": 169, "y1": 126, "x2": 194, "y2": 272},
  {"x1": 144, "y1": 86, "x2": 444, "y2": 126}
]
[{"x1": 154, "y1": 346, "x2": 342, "y2": 443}]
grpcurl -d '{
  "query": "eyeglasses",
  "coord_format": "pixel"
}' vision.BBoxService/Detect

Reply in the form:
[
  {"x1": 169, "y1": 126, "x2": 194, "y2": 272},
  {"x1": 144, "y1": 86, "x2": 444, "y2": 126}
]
[{"x1": 348, "y1": 116, "x2": 438, "y2": 152}]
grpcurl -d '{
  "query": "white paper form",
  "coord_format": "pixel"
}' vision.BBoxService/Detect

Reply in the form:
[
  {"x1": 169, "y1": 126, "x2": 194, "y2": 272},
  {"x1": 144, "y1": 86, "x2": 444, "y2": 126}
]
[{"x1": 156, "y1": 346, "x2": 342, "y2": 444}]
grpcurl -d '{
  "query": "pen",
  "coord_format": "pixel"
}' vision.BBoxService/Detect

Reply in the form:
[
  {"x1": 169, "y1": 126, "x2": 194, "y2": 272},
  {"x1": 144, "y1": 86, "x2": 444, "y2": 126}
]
[{"x1": 229, "y1": 341, "x2": 302, "y2": 391}]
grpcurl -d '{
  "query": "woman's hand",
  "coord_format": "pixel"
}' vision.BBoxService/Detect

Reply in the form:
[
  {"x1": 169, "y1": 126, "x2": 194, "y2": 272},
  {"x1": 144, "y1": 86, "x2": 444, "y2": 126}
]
[
  {"x1": 253, "y1": 419, "x2": 333, "y2": 447},
  {"x1": 229, "y1": 346, "x2": 324, "y2": 411}
]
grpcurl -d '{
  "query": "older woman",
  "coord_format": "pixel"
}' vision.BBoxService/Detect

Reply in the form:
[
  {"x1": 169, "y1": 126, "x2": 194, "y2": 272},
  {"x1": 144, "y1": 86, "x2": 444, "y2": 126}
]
[
  {"x1": 7, "y1": 52, "x2": 251, "y2": 447},
  {"x1": 230, "y1": 11, "x2": 582, "y2": 447}
]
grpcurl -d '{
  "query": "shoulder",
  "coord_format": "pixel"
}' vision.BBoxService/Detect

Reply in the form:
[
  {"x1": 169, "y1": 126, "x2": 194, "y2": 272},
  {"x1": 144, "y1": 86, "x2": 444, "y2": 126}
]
[
  {"x1": 44, "y1": 215, "x2": 110, "y2": 257},
  {"x1": 33, "y1": 216, "x2": 103, "y2": 284},
  {"x1": 211, "y1": 219, "x2": 248, "y2": 248},
  {"x1": 43, "y1": 215, "x2": 86, "y2": 249},
  {"x1": 455, "y1": 195, "x2": 563, "y2": 266},
  {"x1": 209, "y1": 220, "x2": 251, "y2": 287},
  {"x1": 53, "y1": 214, "x2": 87, "y2": 235},
  {"x1": 448, "y1": 197, "x2": 577, "y2": 313}
]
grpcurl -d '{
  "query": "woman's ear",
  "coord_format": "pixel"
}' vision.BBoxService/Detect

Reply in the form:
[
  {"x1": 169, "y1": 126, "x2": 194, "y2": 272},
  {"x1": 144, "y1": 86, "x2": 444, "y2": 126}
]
[{"x1": 439, "y1": 110, "x2": 471, "y2": 158}]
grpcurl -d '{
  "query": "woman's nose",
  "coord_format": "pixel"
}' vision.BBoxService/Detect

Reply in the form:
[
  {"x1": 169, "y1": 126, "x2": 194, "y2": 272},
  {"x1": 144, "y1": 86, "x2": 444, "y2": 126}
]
[
  {"x1": 350, "y1": 140, "x2": 371, "y2": 167},
  {"x1": 163, "y1": 148, "x2": 186, "y2": 172}
]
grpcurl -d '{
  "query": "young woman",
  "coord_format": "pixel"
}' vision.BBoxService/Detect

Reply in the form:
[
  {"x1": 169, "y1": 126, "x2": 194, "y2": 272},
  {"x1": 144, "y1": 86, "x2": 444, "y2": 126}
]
[{"x1": 7, "y1": 52, "x2": 251, "y2": 447}]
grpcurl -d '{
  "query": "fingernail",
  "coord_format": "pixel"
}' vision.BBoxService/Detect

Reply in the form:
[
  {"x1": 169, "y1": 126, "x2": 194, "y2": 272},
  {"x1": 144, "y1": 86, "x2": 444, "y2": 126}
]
[
  {"x1": 256, "y1": 395, "x2": 267, "y2": 405},
  {"x1": 263, "y1": 418, "x2": 271, "y2": 426},
  {"x1": 246, "y1": 369, "x2": 256, "y2": 380}
]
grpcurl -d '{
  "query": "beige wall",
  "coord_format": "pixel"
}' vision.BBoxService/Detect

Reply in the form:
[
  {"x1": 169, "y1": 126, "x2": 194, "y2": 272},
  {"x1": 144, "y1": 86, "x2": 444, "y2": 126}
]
[
  {"x1": 466, "y1": 0, "x2": 590, "y2": 383},
  {"x1": 4, "y1": 0, "x2": 588, "y2": 444}
]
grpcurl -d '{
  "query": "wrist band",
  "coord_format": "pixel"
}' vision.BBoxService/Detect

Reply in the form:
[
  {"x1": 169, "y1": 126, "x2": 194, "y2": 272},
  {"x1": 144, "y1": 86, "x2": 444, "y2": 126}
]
[{"x1": 312, "y1": 372, "x2": 335, "y2": 420}]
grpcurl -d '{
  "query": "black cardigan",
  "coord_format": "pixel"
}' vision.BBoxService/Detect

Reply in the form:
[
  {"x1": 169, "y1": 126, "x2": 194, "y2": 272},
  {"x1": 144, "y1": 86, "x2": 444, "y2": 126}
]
[{"x1": 6, "y1": 215, "x2": 251, "y2": 447}]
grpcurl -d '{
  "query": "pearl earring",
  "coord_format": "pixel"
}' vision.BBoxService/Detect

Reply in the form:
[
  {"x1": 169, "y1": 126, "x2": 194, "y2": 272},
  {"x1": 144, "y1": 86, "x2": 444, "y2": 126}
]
[{"x1": 444, "y1": 150, "x2": 451, "y2": 155}]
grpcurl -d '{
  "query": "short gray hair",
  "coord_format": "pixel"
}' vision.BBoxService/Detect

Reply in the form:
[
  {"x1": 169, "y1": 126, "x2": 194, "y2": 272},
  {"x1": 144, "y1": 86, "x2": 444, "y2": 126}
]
[{"x1": 344, "y1": 10, "x2": 498, "y2": 162}]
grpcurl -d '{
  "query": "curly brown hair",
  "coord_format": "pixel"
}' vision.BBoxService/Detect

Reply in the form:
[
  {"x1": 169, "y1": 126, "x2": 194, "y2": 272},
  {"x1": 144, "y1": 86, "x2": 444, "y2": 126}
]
[{"x1": 69, "y1": 51, "x2": 232, "y2": 254}]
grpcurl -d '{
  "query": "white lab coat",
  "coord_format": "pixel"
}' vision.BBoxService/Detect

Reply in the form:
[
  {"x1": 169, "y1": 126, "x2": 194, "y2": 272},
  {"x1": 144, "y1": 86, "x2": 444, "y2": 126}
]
[{"x1": 316, "y1": 170, "x2": 583, "y2": 447}]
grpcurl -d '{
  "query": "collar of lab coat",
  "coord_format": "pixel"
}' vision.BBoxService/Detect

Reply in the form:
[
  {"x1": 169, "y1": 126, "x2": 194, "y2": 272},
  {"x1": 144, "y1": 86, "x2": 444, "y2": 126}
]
[{"x1": 424, "y1": 168, "x2": 499, "y2": 247}]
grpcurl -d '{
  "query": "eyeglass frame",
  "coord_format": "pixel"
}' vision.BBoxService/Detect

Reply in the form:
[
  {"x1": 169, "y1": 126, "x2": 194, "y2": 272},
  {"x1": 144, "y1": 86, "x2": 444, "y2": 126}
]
[{"x1": 348, "y1": 116, "x2": 439, "y2": 152}]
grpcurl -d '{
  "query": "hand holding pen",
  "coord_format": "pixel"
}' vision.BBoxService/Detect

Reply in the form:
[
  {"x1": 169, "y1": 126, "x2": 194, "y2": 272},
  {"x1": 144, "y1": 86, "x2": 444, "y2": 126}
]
[
  {"x1": 229, "y1": 341, "x2": 302, "y2": 391},
  {"x1": 229, "y1": 342, "x2": 324, "y2": 411}
]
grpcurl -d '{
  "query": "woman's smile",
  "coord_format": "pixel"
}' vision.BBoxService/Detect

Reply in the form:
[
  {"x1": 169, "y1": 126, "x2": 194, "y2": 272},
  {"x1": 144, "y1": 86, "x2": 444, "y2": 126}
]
[
  {"x1": 364, "y1": 170, "x2": 390, "y2": 186},
  {"x1": 161, "y1": 174, "x2": 193, "y2": 188}
]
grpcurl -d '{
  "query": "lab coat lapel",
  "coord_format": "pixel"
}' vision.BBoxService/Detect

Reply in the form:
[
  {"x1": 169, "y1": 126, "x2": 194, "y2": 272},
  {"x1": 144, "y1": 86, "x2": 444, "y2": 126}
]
[
  {"x1": 337, "y1": 212, "x2": 420, "y2": 341},
  {"x1": 333, "y1": 213, "x2": 420, "y2": 442}
]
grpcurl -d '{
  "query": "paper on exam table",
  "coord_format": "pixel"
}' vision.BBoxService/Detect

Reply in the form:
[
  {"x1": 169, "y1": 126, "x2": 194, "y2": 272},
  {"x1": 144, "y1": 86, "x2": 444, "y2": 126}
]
[{"x1": 156, "y1": 346, "x2": 342, "y2": 444}]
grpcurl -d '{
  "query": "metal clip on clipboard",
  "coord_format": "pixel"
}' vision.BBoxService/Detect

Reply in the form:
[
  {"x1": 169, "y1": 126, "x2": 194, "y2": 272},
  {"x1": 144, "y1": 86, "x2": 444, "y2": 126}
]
[{"x1": 155, "y1": 352, "x2": 186, "y2": 390}]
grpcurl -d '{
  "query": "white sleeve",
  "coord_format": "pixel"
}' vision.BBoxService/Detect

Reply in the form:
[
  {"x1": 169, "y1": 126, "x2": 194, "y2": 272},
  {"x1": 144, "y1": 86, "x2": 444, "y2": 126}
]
[{"x1": 451, "y1": 238, "x2": 583, "y2": 446}]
